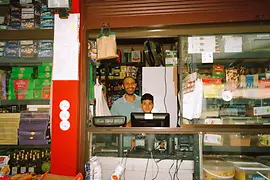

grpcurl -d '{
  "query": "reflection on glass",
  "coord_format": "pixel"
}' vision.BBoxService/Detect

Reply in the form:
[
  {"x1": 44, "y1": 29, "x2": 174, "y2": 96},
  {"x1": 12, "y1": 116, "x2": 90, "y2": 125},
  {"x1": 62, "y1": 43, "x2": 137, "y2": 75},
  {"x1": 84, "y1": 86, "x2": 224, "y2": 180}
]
[{"x1": 181, "y1": 33, "x2": 270, "y2": 125}]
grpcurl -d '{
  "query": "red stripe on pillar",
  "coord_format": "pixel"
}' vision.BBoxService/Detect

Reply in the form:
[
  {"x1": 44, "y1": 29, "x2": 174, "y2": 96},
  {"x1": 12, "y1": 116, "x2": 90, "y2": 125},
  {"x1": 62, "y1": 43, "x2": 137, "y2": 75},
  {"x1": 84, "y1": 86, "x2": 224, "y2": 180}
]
[
  {"x1": 50, "y1": 80, "x2": 79, "y2": 176},
  {"x1": 71, "y1": 0, "x2": 80, "y2": 13}
]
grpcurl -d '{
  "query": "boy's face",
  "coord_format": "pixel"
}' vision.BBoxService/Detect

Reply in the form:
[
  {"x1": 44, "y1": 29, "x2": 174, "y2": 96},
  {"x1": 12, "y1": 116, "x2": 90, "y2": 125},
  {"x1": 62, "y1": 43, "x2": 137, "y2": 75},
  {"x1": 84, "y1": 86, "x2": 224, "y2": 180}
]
[{"x1": 141, "y1": 100, "x2": 154, "y2": 113}]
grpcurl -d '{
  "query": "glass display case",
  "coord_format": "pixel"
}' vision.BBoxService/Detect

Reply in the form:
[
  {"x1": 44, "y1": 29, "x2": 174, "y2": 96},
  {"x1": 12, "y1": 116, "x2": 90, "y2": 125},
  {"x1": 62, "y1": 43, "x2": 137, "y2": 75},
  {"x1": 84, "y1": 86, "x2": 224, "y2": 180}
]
[
  {"x1": 86, "y1": 126, "x2": 270, "y2": 180},
  {"x1": 180, "y1": 33, "x2": 270, "y2": 125}
]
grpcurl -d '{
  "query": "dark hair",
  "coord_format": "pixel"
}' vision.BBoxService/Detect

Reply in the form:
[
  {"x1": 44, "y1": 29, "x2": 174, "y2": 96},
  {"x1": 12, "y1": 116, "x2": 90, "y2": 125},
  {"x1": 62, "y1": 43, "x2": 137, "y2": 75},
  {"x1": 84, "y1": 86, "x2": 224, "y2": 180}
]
[
  {"x1": 123, "y1": 76, "x2": 136, "y2": 84},
  {"x1": 141, "y1": 93, "x2": 154, "y2": 103}
]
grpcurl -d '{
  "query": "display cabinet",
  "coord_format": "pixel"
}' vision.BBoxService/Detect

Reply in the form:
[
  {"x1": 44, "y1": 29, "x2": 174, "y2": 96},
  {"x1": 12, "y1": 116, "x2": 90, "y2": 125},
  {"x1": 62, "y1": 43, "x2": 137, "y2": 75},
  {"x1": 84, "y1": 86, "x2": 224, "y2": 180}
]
[
  {"x1": 180, "y1": 33, "x2": 270, "y2": 125},
  {"x1": 86, "y1": 126, "x2": 270, "y2": 180}
]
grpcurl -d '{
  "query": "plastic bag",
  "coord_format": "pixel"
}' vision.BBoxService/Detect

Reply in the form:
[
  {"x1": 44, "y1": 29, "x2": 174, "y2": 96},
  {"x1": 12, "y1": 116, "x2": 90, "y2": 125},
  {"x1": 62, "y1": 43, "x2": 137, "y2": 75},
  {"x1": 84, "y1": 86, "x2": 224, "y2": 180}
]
[{"x1": 94, "y1": 80, "x2": 111, "y2": 116}]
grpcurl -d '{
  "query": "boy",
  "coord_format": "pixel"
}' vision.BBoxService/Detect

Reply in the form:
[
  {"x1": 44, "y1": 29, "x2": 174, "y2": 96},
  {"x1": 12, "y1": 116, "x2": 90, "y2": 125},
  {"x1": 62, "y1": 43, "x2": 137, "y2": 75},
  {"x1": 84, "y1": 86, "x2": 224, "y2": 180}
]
[
  {"x1": 126, "y1": 93, "x2": 154, "y2": 127},
  {"x1": 141, "y1": 93, "x2": 154, "y2": 113}
]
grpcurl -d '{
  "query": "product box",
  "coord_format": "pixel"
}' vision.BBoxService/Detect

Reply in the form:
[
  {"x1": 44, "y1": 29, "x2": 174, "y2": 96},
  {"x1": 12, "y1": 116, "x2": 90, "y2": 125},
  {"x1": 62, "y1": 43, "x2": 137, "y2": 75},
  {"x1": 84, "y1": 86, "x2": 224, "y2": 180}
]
[
  {"x1": 212, "y1": 64, "x2": 225, "y2": 79},
  {"x1": 38, "y1": 72, "x2": 52, "y2": 79},
  {"x1": 226, "y1": 68, "x2": 239, "y2": 90},
  {"x1": 11, "y1": 73, "x2": 32, "y2": 79},
  {"x1": 38, "y1": 65, "x2": 52, "y2": 72},
  {"x1": 229, "y1": 134, "x2": 251, "y2": 146},
  {"x1": 34, "y1": 78, "x2": 51, "y2": 88},
  {"x1": 165, "y1": 50, "x2": 178, "y2": 66},
  {"x1": 12, "y1": 67, "x2": 33, "y2": 74},
  {"x1": 131, "y1": 51, "x2": 141, "y2": 63},
  {"x1": 33, "y1": 88, "x2": 50, "y2": 99},
  {"x1": 8, "y1": 79, "x2": 35, "y2": 100}
]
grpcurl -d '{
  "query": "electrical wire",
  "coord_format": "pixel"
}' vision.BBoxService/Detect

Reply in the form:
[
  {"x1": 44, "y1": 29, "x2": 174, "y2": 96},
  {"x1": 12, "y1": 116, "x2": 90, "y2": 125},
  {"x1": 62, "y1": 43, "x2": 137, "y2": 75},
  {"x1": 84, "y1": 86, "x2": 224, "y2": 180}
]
[
  {"x1": 151, "y1": 151, "x2": 159, "y2": 180},
  {"x1": 173, "y1": 160, "x2": 178, "y2": 180},
  {"x1": 144, "y1": 158, "x2": 150, "y2": 180},
  {"x1": 164, "y1": 66, "x2": 168, "y2": 113},
  {"x1": 176, "y1": 160, "x2": 183, "y2": 180},
  {"x1": 168, "y1": 161, "x2": 175, "y2": 180}
]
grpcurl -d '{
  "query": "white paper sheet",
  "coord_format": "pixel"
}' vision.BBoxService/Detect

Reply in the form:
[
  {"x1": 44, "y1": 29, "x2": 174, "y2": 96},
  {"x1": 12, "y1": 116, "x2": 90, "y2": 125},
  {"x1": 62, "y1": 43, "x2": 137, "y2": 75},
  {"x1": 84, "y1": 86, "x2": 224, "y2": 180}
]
[
  {"x1": 52, "y1": 14, "x2": 80, "y2": 80},
  {"x1": 188, "y1": 36, "x2": 216, "y2": 53},
  {"x1": 52, "y1": 43, "x2": 79, "y2": 80},
  {"x1": 224, "y1": 36, "x2": 242, "y2": 52},
  {"x1": 201, "y1": 52, "x2": 213, "y2": 63}
]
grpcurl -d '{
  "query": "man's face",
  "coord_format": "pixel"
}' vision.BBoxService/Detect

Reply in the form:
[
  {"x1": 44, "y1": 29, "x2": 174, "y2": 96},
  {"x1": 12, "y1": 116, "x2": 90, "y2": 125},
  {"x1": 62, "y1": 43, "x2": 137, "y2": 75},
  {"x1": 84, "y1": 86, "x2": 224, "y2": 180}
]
[
  {"x1": 141, "y1": 100, "x2": 154, "y2": 113},
  {"x1": 123, "y1": 77, "x2": 137, "y2": 95}
]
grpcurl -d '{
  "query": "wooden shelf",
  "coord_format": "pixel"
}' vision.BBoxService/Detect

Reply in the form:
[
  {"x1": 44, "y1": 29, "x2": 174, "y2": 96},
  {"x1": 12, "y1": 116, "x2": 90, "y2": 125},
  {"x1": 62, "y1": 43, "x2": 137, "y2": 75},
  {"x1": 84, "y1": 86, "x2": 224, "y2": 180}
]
[
  {"x1": 0, "y1": 57, "x2": 52, "y2": 66},
  {"x1": 0, "y1": 100, "x2": 50, "y2": 105},
  {"x1": 0, "y1": 29, "x2": 54, "y2": 40},
  {"x1": 0, "y1": 144, "x2": 50, "y2": 150}
]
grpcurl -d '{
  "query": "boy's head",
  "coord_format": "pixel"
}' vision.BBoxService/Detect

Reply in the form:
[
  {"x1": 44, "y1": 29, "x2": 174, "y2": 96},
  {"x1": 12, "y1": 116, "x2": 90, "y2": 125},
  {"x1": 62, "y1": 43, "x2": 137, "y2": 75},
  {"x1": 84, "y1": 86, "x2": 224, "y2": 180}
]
[{"x1": 141, "y1": 93, "x2": 154, "y2": 113}]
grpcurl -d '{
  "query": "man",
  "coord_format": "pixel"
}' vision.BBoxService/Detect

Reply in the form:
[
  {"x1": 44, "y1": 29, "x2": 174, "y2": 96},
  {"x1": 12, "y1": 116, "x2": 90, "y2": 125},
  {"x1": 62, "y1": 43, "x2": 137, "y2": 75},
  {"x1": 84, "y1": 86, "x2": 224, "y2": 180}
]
[{"x1": 110, "y1": 76, "x2": 141, "y2": 127}]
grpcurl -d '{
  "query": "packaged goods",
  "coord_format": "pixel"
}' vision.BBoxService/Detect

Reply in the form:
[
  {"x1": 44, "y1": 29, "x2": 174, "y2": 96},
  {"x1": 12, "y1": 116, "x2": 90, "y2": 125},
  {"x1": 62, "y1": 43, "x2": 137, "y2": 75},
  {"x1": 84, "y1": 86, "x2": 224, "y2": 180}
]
[
  {"x1": 12, "y1": 67, "x2": 33, "y2": 74},
  {"x1": 229, "y1": 134, "x2": 251, "y2": 146},
  {"x1": 203, "y1": 160, "x2": 235, "y2": 180},
  {"x1": 213, "y1": 64, "x2": 225, "y2": 79},
  {"x1": 0, "y1": 156, "x2": 10, "y2": 176},
  {"x1": 110, "y1": 162, "x2": 125, "y2": 180},
  {"x1": 226, "y1": 68, "x2": 239, "y2": 90},
  {"x1": 85, "y1": 156, "x2": 102, "y2": 180},
  {"x1": 232, "y1": 162, "x2": 270, "y2": 180}
]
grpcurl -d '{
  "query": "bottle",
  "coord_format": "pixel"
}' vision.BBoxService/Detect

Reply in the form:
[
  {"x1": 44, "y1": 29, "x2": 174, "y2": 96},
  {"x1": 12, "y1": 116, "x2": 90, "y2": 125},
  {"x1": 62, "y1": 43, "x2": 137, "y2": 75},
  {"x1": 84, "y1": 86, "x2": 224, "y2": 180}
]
[
  {"x1": 28, "y1": 154, "x2": 36, "y2": 173},
  {"x1": 9, "y1": 153, "x2": 16, "y2": 175},
  {"x1": 12, "y1": 154, "x2": 20, "y2": 175},
  {"x1": 85, "y1": 156, "x2": 102, "y2": 180},
  {"x1": 20, "y1": 153, "x2": 27, "y2": 173},
  {"x1": 110, "y1": 162, "x2": 125, "y2": 180},
  {"x1": 35, "y1": 153, "x2": 42, "y2": 174}
]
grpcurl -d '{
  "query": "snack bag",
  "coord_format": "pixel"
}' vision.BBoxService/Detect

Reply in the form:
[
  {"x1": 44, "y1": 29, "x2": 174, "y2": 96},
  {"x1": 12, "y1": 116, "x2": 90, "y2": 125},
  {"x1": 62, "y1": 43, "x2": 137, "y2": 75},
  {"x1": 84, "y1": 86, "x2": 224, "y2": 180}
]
[{"x1": 0, "y1": 156, "x2": 10, "y2": 176}]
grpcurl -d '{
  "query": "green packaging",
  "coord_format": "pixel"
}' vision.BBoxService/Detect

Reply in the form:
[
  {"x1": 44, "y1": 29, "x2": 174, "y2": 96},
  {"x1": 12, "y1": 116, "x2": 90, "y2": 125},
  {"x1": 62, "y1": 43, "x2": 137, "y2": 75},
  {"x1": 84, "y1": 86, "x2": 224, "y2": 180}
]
[
  {"x1": 11, "y1": 73, "x2": 32, "y2": 79},
  {"x1": 12, "y1": 67, "x2": 33, "y2": 74},
  {"x1": 34, "y1": 79, "x2": 51, "y2": 89},
  {"x1": 38, "y1": 72, "x2": 52, "y2": 79},
  {"x1": 33, "y1": 88, "x2": 50, "y2": 99},
  {"x1": 9, "y1": 79, "x2": 35, "y2": 90},
  {"x1": 38, "y1": 63, "x2": 53, "y2": 72}
]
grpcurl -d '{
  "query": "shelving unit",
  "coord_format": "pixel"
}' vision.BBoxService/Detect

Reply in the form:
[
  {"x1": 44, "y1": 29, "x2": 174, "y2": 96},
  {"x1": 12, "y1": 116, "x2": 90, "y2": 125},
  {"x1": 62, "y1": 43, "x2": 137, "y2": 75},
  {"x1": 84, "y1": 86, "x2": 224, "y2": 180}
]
[
  {"x1": 0, "y1": 100, "x2": 50, "y2": 105},
  {"x1": 203, "y1": 146, "x2": 270, "y2": 153},
  {"x1": 0, "y1": 144, "x2": 50, "y2": 150},
  {"x1": 0, "y1": 29, "x2": 54, "y2": 40},
  {"x1": 0, "y1": 57, "x2": 52, "y2": 66},
  {"x1": 206, "y1": 98, "x2": 270, "y2": 105}
]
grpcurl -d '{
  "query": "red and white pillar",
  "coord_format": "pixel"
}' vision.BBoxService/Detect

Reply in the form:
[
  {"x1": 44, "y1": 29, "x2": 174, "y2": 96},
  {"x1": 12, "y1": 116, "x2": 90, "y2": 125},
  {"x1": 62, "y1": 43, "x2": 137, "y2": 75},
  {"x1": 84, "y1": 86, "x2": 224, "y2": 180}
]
[{"x1": 50, "y1": 0, "x2": 83, "y2": 176}]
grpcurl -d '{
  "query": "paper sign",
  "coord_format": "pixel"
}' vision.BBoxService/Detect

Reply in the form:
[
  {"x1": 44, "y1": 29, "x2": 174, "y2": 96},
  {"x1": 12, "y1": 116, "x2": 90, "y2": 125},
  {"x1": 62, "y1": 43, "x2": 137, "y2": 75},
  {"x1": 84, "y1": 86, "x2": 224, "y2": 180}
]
[
  {"x1": 188, "y1": 36, "x2": 216, "y2": 53},
  {"x1": 254, "y1": 106, "x2": 270, "y2": 116},
  {"x1": 202, "y1": 52, "x2": 213, "y2": 63},
  {"x1": 52, "y1": 14, "x2": 80, "y2": 80},
  {"x1": 224, "y1": 37, "x2": 242, "y2": 52}
]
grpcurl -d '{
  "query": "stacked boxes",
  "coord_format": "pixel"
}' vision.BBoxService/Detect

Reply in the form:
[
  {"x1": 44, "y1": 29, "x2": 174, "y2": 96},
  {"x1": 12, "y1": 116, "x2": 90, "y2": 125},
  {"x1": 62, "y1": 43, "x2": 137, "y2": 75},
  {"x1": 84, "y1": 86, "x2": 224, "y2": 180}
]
[
  {"x1": 0, "y1": 113, "x2": 20, "y2": 145},
  {"x1": 40, "y1": 8, "x2": 54, "y2": 29},
  {"x1": 0, "y1": 70, "x2": 7, "y2": 100},
  {"x1": 5, "y1": 41, "x2": 20, "y2": 57},
  {"x1": 34, "y1": 62, "x2": 52, "y2": 99},
  {"x1": 0, "y1": 41, "x2": 5, "y2": 57},
  {"x1": 19, "y1": 111, "x2": 49, "y2": 145},
  {"x1": 8, "y1": 6, "x2": 21, "y2": 30},
  {"x1": 38, "y1": 40, "x2": 53, "y2": 57},
  {"x1": 21, "y1": 5, "x2": 35, "y2": 29},
  {"x1": 20, "y1": 40, "x2": 36, "y2": 58},
  {"x1": 8, "y1": 67, "x2": 34, "y2": 100}
]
